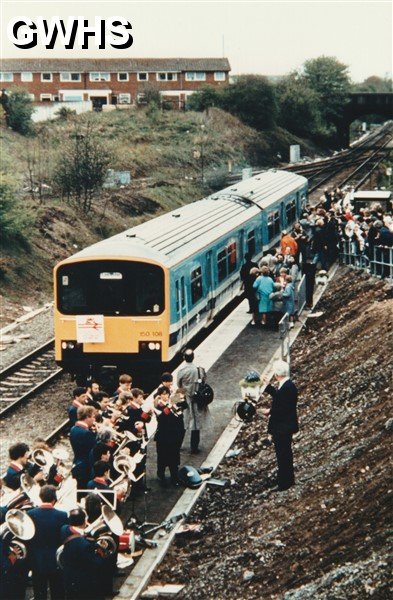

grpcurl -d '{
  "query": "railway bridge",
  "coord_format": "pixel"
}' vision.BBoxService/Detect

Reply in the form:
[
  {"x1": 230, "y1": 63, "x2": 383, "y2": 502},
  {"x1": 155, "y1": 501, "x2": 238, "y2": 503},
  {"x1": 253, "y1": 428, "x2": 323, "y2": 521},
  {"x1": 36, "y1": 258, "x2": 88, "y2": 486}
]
[{"x1": 339, "y1": 92, "x2": 393, "y2": 146}]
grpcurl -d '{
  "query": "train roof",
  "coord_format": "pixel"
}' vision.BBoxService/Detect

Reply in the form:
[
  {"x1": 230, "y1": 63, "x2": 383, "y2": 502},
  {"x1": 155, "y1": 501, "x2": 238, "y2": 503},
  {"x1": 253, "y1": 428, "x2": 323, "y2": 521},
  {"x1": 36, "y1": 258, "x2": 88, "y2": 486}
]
[{"x1": 59, "y1": 170, "x2": 307, "y2": 269}]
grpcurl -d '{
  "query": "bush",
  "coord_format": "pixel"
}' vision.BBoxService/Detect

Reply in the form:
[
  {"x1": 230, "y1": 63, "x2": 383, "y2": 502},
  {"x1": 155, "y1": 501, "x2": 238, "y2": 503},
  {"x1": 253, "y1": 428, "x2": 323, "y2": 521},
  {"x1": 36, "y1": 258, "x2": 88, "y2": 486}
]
[
  {"x1": 0, "y1": 178, "x2": 33, "y2": 247},
  {"x1": 2, "y1": 89, "x2": 34, "y2": 135},
  {"x1": 55, "y1": 106, "x2": 77, "y2": 121}
]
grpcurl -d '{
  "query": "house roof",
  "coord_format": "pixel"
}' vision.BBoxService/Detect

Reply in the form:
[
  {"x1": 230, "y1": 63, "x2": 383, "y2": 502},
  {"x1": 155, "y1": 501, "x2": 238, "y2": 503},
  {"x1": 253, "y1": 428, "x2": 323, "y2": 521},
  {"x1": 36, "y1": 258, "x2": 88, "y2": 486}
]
[{"x1": 0, "y1": 57, "x2": 231, "y2": 73}]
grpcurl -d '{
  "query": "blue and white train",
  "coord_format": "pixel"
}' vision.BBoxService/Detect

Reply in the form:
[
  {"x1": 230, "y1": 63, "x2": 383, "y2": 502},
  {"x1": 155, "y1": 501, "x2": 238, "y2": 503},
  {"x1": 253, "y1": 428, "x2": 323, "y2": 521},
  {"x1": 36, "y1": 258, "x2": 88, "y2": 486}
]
[{"x1": 54, "y1": 170, "x2": 307, "y2": 375}]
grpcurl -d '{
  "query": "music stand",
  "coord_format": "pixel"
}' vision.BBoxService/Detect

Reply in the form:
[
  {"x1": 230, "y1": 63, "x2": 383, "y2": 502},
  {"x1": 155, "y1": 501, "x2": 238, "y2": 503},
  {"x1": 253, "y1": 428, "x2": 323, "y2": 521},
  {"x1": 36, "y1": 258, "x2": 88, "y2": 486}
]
[{"x1": 77, "y1": 489, "x2": 117, "y2": 511}]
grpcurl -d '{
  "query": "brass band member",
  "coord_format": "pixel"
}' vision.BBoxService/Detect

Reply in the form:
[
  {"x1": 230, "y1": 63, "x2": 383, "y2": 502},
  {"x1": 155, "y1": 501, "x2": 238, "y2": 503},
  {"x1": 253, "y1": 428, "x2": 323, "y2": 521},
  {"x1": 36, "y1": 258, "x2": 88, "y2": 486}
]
[
  {"x1": 70, "y1": 407, "x2": 97, "y2": 490},
  {"x1": 155, "y1": 387, "x2": 188, "y2": 487},
  {"x1": 4, "y1": 443, "x2": 44, "y2": 490},
  {"x1": 27, "y1": 485, "x2": 68, "y2": 600},
  {"x1": 60, "y1": 508, "x2": 106, "y2": 600}
]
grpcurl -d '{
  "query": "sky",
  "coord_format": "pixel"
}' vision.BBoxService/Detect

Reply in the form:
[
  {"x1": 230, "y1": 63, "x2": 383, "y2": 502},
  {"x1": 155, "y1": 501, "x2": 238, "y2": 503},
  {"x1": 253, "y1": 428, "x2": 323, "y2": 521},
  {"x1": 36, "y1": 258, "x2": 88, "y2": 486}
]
[{"x1": 1, "y1": 1, "x2": 392, "y2": 82}]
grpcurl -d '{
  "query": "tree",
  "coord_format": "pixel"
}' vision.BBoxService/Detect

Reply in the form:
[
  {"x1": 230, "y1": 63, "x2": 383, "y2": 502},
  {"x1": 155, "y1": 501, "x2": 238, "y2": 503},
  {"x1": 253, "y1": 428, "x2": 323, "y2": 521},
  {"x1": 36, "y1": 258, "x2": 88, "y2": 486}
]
[
  {"x1": 353, "y1": 75, "x2": 392, "y2": 93},
  {"x1": 302, "y1": 56, "x2": 351, "y2": 126},
  {"x1": 54, "y1": 121, "x2": 111, "y2": 213},
  {"x1": 2, "y1": 89, "x2": 34, "y2": 135},
  {"x1": 276, "y1": 74, "x2": 323, "y2": 136},
  {"x1": 220, "y1": 75, "x2": 278, "y2": 131}
]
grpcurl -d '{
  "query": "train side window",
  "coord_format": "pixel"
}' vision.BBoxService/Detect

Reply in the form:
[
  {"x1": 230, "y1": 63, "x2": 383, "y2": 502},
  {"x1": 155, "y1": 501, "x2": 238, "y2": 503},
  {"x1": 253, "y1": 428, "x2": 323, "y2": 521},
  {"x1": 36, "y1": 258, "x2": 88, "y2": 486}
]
[
  {"x1": 247, "y1": 230, "x2": 255, "y2": 256},
  {"x1": 286, "y1": 200, "x2": 296, "y2": 225},
  {"x1": 180, "y1": 276, "x2": 186, "y2": 309},
  {"x1": 217, "y1": 249, "x2": 227, "y2": 282},
  {"x1": 191, "y1": 267, "x2": 203, "y2": 304},
  {"x1": 268, "y1": 211, "x2": 280, "y2": 241},
  {"x1": 228, "y1": 242, "x2": 237, "y2": 274}
]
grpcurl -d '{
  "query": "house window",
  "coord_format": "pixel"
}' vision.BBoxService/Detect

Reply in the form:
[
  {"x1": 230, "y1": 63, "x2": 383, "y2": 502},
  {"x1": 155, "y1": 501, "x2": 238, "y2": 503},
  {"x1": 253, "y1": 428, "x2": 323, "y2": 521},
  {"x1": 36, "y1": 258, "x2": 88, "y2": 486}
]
[
  {"x1": 117, "y1": 73, "x2": 129, "y2": 82},
  {"x1": 40, "y1": 94, "x2": 52, "y2": 102},
  {"x1": 286, "y1": 200, "x2": 297, "y2": 225},
  {"x1": 156, "y1": 72, "x2": 177, "y2": 82},
  {"x1": 268, "y1": 211, "x2": 280, "y2": 241},
  {"x1": 63, "y1": 94, "x2": 83, "y2": 102},
  {"x1": 137, "y1": 93, "x2": 147, "y2": 105},
  {"x1": 214, "y1": 71, "x2": 226, "y2": 81},
  {"x1": 118, "y1": 93, "x2": 131, "y2": 104},
  {"x1": 21, "y1": 72, "x2": 33, "y2": 82},
  {"x1": 247, "y1": 230, "x2": 256, "y2": 257},
  {"x1": 60, "y1": 73, "x2": 81, "y2": 82},
  {"x1": 0, "y1": 73, "x2": 13, "y2": 82},
  {"x1": 191, "y1": 267, "x2": 203, "y2": 305},
  {"x1": 185, "y1": 72, "x2": 206, "y2": 82},
  {"x1": 89, "y1": 72, "x2": 110, "y2": 82},
  {"x1": 41, "y1": 73, "x2": 52, "y2": 82},
  {"x1": 137, "y1": 72, "x2": 148, "y2": 81}
]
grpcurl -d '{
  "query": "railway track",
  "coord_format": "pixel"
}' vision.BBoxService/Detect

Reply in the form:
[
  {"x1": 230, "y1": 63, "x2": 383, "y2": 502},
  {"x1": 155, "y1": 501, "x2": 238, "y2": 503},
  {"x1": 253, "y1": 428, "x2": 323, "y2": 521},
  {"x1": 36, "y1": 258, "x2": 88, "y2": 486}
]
[{"x1": 0, "y1": 339, "x2": 62, "y2": 417}]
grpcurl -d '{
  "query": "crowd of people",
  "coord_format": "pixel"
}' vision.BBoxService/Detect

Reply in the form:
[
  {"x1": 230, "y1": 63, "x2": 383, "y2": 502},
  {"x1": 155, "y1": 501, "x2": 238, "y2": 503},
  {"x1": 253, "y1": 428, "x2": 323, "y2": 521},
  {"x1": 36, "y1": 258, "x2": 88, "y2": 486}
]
[
  {"x1": 1, "y1": 350, "x2": 212, "y2": 600},
  {"x1": 241, "y1": 186, "x2": 393, "y2": 327}
]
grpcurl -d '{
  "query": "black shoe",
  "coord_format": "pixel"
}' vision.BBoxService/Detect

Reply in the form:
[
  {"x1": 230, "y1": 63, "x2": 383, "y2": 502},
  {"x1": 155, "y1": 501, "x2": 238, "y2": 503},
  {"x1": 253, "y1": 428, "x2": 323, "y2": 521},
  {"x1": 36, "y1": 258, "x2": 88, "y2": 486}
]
[
  {"x1": 108, "y1": 591, "x2": 120, "y2": 597},
  {"x1": 171, "y1": 479, "x2": 180, "y2": 487},
  {"x1": 190, "y1": 448, "x2": 201, "y2": 454}
]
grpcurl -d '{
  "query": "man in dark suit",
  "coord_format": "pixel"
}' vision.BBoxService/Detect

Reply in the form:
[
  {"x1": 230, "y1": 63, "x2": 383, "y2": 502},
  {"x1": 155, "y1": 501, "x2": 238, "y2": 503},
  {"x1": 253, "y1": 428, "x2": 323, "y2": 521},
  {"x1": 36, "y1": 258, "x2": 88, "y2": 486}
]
[
  {"x1": 262, "y1": 361, "x2": 299, "y2": 491},
  {"x1": 28, "y1": 485, "x2": 68, "y2": 599},
  {"x1": 70, "y1": 406, "x2": 97, "y2": 489},
  {"x1": 67, "y1": 387, "x2": 88, "y2": 428}
]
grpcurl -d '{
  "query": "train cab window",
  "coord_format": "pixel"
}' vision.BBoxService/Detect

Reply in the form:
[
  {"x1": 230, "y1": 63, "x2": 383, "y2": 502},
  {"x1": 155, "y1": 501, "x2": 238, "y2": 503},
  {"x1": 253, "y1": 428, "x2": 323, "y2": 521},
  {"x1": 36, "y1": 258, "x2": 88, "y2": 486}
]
[
  {"x1": 247, "y1": 230, "x2": 256, "y2": 257},
  {"x1": 217, "y1": 249, "x2": 227, "y2": 282},
  {"x1": 286, "y1": 200, "x2": 297, "y2": 225},
  {"x1": 191, "y1": 267, "x2": 203, "y2": 305},
  {"x1": 57, "y1": 260, "x2": 165, "y2": 316},
  {"x1": 268, "y1": 211, "x2": 280, "y2": 241},
  {"x1": 228, "y1": 242, "x2": 237, "y2": 274}
]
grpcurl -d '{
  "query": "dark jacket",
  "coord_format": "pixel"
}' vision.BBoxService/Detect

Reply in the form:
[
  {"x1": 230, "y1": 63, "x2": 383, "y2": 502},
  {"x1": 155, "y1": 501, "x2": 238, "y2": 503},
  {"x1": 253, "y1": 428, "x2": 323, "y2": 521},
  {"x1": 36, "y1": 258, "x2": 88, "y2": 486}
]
[
  {"x1": 60, "y1": 526, "x2": 106, "y2": 599},
  {"x1": 265, "y1": 379, "x2": 299, "y2": 435},
  {"x1": 70, "y1": 424, "x2": 96, "y2": 483},
  {"x1": 27, "y1": 505, "x2": 68, "y2": 573}
]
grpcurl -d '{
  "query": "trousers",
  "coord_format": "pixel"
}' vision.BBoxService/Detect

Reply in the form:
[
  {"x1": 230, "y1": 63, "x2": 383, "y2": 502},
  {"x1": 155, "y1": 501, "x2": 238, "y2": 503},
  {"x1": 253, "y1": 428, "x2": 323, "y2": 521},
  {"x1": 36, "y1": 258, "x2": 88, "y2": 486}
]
[{"x1": 272, "y1": 432, "x2": 295, "y2": 490}]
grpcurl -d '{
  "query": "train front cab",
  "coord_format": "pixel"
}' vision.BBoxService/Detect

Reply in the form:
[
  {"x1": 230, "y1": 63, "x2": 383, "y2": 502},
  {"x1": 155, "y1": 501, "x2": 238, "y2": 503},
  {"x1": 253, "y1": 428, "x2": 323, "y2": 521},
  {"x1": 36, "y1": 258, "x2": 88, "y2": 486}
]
[{"x1": 54, "y1": 257, "x2": 170, "y2": 376}]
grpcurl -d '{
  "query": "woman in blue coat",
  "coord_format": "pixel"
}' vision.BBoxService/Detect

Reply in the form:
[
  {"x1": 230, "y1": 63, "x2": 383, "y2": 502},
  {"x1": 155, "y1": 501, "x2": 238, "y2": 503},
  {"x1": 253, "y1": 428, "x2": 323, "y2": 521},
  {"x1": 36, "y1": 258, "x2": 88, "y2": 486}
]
[{"x1": 252, "y1": 266, "x2": 275, "y2": 326}]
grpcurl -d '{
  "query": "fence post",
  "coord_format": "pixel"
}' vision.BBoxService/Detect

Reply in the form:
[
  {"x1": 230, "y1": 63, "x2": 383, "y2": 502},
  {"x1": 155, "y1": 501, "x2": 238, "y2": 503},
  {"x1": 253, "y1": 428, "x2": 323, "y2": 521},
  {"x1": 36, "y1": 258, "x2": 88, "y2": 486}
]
[{"x1": 278, "y1": 313, "x2": 290, "y2": 373}]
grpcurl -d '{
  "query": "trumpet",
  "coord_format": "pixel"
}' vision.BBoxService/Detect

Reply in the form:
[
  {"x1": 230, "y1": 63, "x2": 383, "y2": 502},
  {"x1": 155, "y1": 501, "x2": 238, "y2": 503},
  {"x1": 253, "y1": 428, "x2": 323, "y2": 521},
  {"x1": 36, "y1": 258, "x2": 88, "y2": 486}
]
[{"x1": 0, "y1": 509, "x2": 36, "y2": 561}]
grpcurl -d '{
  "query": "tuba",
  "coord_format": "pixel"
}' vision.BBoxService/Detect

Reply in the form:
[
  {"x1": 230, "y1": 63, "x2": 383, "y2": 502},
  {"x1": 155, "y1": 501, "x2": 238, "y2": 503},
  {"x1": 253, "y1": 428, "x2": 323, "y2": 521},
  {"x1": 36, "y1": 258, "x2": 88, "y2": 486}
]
[
  {"x1": 7, "y1": 474, "x2": 41, "y2": 511},
  {"x1": 85, "y1": 505, "x2": 124, "y2": 557},
  {"x1": 0, "y1": 509, "x2": 36, "y2": 560}
]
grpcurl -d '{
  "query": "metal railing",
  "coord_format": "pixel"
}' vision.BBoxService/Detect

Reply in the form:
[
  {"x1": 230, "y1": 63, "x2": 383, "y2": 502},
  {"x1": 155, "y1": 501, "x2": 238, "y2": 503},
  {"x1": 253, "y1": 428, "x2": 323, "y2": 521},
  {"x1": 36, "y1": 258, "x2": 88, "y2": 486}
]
[{"x1": 339, "y1": 240, "x2": 393, "y2": 281}]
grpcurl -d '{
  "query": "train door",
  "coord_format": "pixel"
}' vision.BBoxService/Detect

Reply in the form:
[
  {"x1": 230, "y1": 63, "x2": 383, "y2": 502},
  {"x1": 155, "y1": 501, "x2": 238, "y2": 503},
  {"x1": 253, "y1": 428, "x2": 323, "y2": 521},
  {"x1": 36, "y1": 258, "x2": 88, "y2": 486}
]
[
  {"x1": 179, "y1": 275, "x2": 189, "y2": 344},
  {"x1": 239, "y1": 230, "x2": 245, "y2": 263},
  {"x1": 205, "y1": 251, "x2": 215, "y2": 321}
]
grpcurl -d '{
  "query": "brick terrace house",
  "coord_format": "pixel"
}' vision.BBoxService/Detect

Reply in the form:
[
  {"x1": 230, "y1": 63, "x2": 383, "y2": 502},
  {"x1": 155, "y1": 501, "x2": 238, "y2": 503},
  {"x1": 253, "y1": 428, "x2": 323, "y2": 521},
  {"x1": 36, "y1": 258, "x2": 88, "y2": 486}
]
[{"x1": 0, "y1": 58, "x2": 230, "y2": 109}]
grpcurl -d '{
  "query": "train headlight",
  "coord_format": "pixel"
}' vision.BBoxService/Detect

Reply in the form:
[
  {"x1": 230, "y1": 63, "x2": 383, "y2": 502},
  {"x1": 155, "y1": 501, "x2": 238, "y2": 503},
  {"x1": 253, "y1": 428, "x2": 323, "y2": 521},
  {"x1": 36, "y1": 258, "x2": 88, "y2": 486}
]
[
  {"x1": 61, "y1": 340, "x2": 78, "y2": 351},
  {"x1": 139, "y1": 341, "x2": 161, "y2": 354}
]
